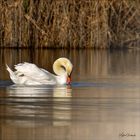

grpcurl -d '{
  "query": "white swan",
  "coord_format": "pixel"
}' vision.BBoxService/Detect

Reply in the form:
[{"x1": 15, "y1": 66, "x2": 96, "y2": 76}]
[{"x1": 6, "y1": 58, "x2": 73, "y2": 85}]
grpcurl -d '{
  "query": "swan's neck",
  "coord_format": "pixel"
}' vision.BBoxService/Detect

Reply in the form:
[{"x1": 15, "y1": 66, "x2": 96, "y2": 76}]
[{"x1": 56, "y1": 74, "x2": 67, "y2": 85}]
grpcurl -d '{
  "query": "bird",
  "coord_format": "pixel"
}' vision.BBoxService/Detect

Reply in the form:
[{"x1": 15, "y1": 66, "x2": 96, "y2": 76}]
[{"x1": 6, "y1": 58, "x2": 73, "y2": 85}]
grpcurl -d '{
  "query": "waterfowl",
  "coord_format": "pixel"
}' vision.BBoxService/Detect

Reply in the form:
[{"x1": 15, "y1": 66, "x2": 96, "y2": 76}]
[{"x1": 6, "y1": 58, "x2": 73, "y2": 85}]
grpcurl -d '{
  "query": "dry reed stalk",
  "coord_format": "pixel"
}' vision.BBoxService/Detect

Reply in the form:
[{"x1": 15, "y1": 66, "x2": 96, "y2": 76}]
[
  {"x1": 0, "y1": 0, "x2": 139, "y2": 48},
  {"x1": 107, "y1": 0, "x2": 140, "y2": 48}
]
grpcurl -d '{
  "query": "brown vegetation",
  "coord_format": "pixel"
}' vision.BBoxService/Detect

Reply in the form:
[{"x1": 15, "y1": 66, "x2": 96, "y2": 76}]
[{"x1": 0, "y1": 0, "x2": 139, "y2": 48}]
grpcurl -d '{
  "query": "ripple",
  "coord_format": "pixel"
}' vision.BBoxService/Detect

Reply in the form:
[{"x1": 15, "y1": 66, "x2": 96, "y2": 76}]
[{"x1": 71, "y1": 82, "x2": 140, "y2": 88}]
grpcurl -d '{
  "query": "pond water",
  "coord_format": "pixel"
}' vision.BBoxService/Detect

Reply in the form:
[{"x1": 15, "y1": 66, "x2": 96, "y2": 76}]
[{"x1": 0, "y1": 49, "x2": 140, "y2": 140}]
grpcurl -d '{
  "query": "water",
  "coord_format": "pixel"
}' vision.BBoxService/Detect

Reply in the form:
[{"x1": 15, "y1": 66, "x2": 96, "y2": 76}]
[{"x1": 0, "y1": 49, "x2": 140, "y2": 140}]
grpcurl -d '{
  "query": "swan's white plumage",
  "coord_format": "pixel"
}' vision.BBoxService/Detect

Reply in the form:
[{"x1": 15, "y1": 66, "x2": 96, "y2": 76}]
[{"x1": 6, "y1": 58, "x2": 73, "y2": 85}]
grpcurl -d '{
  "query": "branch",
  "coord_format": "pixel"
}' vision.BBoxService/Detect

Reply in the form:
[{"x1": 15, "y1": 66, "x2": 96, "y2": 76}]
[{"x1": 24, "y1": 14, "x2": 48, "y2": 36}]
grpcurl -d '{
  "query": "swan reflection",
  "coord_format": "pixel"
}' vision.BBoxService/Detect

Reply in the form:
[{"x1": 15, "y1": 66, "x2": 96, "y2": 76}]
[{"x1": 5, "y1": 85, "x2": 72, "y2": 127}]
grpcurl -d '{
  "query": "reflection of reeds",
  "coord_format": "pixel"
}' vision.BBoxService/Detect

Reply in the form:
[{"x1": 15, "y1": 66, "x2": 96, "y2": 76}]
[{"x1": 0, "y1": 0, "x2": 139, "y2": 48}]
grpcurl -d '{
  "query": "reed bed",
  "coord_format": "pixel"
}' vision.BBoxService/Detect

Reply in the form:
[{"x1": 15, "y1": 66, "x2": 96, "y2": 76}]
[{"x1": 0, "y1": 0, "x2": 139, "y2": 48}]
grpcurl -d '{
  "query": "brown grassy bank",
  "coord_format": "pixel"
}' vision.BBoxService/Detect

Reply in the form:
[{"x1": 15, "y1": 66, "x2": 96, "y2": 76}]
[{"x1": 0, "y1": 0, "x2": 139, "y2": 49}]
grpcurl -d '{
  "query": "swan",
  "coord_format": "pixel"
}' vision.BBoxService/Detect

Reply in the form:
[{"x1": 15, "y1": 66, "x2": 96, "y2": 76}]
[{"x1": 6, "y1": 58, "x2": 73, "y2": 85}]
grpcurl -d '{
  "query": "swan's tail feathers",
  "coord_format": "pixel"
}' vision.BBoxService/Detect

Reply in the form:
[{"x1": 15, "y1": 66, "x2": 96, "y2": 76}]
[
  {"x1": 6, "y1": 64, "x2": 17, "y2": 84},
  {"x1": 6, "y1": 64, "x2": 13, "y2": 75}
]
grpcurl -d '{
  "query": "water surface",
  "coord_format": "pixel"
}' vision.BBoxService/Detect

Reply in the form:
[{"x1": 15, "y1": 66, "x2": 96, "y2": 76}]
[{"x1": 0, "y1": 49, "x2": 140, "y2": 140}]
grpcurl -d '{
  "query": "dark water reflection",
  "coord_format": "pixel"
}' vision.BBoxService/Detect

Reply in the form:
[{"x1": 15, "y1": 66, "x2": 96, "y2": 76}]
[{"x1": 0, "y1": 49, "x2": 140, "y2": 140}]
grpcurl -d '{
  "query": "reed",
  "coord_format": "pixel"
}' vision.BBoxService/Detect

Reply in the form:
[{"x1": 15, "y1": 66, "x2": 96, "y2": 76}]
[{"x1": 0, "y1": 0, "x2": 139, "y2": 48}]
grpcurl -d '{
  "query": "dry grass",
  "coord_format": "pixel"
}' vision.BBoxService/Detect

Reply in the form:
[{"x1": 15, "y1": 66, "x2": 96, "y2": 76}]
[{"x1": 0, "y1": 0, "x2": 139, "y2": 48}]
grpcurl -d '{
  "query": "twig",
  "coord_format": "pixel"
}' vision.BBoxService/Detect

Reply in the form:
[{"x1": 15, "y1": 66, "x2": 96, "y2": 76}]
[{"x1": 24, "y1": 14, "x2": 48, "y2": 36}]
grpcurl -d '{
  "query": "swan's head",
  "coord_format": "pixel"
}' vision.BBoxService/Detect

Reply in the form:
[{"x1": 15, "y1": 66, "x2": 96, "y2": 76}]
[{"x1": 53, "y1": 58, "x2": 73, "y2": 84}]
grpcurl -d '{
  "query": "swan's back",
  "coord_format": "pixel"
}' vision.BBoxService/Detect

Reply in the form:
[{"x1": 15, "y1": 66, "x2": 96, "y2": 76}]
[
  {"x1": 15, "y1": 63, "x2": 49, "y2": 80},
  {"x1": 7, "y1": 62, "x2": 56, "y2": 85}
]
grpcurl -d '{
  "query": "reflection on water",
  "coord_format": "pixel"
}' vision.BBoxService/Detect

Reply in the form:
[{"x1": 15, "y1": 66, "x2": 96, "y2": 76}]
[
  {"x1": 0, "y1": 49, "x2": 140, "y2": 140},
  {"x1": 3, "y1": 85, "x2": 72, "y2": 127}
]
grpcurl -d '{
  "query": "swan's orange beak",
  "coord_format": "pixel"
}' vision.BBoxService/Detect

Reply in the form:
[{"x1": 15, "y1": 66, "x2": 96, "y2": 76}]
[{"x1": 67, "y1": 76, "x2": 71, "y2": 84}]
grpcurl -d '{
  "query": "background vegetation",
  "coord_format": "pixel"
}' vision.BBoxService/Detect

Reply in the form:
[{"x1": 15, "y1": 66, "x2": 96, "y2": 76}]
[{"x1": 0, "y1": 0, "x2": 139, "y2": 48}]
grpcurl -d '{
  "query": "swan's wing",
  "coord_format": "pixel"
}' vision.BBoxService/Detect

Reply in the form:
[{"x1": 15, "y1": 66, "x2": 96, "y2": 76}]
[{"x1": 14, "y1": 62, "x2": 55, "y2": 82}]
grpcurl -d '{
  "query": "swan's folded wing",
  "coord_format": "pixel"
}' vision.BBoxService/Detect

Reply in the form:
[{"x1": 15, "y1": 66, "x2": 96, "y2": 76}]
[{"x1": 14, "y1": 62, "x2": 55, "y2": 82}]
